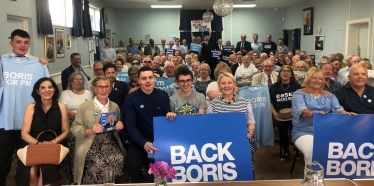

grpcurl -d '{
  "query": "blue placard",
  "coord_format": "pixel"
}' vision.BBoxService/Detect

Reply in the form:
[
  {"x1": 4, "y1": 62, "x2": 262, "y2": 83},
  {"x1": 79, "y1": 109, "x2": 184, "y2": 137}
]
[
  {"x1": 116, "y1": 72, "x2": 128, "y2": 82},
  {"x1": 165, "y1": 49, "x2": 175, "y2": 56},
  {"x1": 100, "y1": 112, "x2": 118, "y2": 133},
  {"x1": 154, "y1": 77, "x2": 175, "y2": 90},
  {"x1": 222, "y1": 45, "x2": 234, "y2": 53},
  {"x1": 153, "y1": 112, "x2": 254, "y2": 183},
  {"x1": 313, "y1": 114, "x2": 374, "y2": 179},
  {"x1": 190, "y1": 43, "x2": 202, "y2": 53},
  {"x1": 211, "y1": 50, "x2": 220, "y2": 58}
]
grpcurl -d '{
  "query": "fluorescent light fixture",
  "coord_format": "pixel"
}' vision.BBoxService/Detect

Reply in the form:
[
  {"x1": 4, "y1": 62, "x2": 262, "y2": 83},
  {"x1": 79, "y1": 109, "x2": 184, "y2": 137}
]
[
  {"x1": 233, "y1": 4, "x2": 257, "y2": 8},
  {"x1": 151, "y1": 5, "x2": 182, "y2": 8}
]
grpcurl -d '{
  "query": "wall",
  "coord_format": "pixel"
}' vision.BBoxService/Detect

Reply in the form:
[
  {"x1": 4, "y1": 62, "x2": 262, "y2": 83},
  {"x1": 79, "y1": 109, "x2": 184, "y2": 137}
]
[
  {"x1": 0, "y1": 0, "x2": 118, "y2": 76},
  {"x1": 222, "y1": 8, "x2": 284, "y2": 44},
  {"x1": 284, "y1": 0, "x2": 374, "y2": 61},
  {"x1": 115, "y1": 8, "x2": 179, "y2": 44}
]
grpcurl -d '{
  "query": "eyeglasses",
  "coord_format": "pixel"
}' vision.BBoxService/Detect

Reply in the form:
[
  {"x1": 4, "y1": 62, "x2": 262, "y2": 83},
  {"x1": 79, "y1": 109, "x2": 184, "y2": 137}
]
[
  {"x1": 132, "y1": 62, "x2": 139, "y2": 65},
  {"x1": 73, "y1": 78, "x2": 83, "y2": 82},
  {"x1": 281, "y1": 70, "x2": 291, "y2": 73},
  {"x1": 178, "y1": 79, "x2": 192, "y2": 84},
  {"x1": 94, "y1": 68, "x2": 103, "y2": 72},
  {"x1": 143, "y1": 61, "x2": 152, "y2": 63},
  {"x1": 95, "y1": 86, "x2": 111, "y2": 90},
  {"x1": 129, "y1": 73, "x2": 137, "y2": 76}
]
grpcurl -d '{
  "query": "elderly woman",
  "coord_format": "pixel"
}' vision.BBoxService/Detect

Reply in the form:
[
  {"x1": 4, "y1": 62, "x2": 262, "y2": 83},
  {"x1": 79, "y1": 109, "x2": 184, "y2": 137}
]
[
  {"x1": 269, "y1": 65, "x2": 301, "y2": 161},
  {"x1": 194, "y1": 64, "x2": 215, "y2": 97},
  {"x1": 207, "y1": 72, "x2": 259, "y2": 166},
  {"x1": 115, "y1": 58, "x2": 128, "y2": 72},
  {"x1": 71, "y1": 76, "x2": 126, "y2": 184},
  {"x1": 292, "y1": 67, "x2": 355, "y2": 164},
  {"x1": 16, "y1": 78, "x2": 69, "y2": 186},
  {"x1": 206, "y1": 62, "x2": 232, "y2": 102},
  {"x1": 128, "y1": 66, "x2": 140, "y2": 94},
  {"x1": 260, "y1": 53, "x2": 268, "y2": 62}
]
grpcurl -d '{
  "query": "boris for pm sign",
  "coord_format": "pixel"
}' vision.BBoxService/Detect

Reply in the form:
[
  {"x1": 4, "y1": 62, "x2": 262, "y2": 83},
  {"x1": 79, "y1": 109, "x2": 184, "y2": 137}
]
[
  {"x1": 153, "y1": 112, "x2": 254, "y2": 182},
  {"x1": 313, "y1": 114, "x2": 374, "y2": 179}
]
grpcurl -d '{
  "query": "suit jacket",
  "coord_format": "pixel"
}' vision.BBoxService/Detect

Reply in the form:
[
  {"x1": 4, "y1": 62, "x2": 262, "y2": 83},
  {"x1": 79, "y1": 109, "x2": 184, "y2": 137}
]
[
  {"x1": 251, "y1": 71, "x2": 278, "y2": 86},
  {"x1": 235, "y1": 41, "x2": 252, "y2": 54},
  {"x1": 71, "y1": 100, "x2": 126, "y2": 184},
  {"x1": 144, "y1": 44, "x2": 161, "y2": 57},
  {"x1": 104, "y1": 121, "x2": 118, "y2": 128},
  {"x1": 201, "y1": 42, "x2": 213, "y2": 63},
  {"x1": 109, "y1": 80, "x2": 129, "y2": 110},
  {"x1": 61, "y1": 65, "x2": 90, "y2": 90}
]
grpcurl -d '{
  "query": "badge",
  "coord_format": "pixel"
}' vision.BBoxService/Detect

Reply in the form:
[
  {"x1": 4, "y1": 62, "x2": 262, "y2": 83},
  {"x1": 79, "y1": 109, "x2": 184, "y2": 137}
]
[
  {"x1": 115, "y1": 88, "x2": 118, "y2": 90},
  {"x1": 94, "y1": 112, "x2": 98, "y2": 116},
  {"x1": 321, "y1": 101, "x2": 325, "y2": 105},
  {"x1": 140, "y1": 104, "x2": 144, "y2": 109},
  {"x1": 363, "y1": 95, "x2": 367, "y2": 98},
  {"x1": 368, "y1": 99, "x2": 372, "y2": 103}
]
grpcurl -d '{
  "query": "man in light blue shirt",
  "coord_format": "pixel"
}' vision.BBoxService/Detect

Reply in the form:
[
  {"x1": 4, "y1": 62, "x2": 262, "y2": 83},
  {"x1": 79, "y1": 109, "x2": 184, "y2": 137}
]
[
  {"x1": 126, "y1": 38, "x2": 139, "y2": 55},
  {"x1": 100, "y1": 38, "x2": 116, "y2": 63},
  {"x1": 158, "y1": 38, "x2": 169, "y2": 52},
  {"x1": 251, "y1": 34, "x2": 263, "y2": 55}
]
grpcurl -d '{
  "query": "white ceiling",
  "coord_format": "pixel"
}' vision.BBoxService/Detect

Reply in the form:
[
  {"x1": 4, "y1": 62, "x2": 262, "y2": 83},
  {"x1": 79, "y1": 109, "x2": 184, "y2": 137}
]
[{"x1": 104, "y1": 0, "x2": 304, "y2": 9}]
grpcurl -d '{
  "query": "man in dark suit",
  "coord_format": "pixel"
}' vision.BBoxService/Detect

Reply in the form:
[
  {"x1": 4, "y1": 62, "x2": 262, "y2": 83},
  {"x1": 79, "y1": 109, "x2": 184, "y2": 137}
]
[
  {"x1": 61, "y1": 53, "x2": 90, "y2": 90},
  {"x1": 103, "y1": 63, "x2": 129, "y2": 110},
  {"x1": 104, "y1": 114, "x2": 118, "y2": 128},
  {"x1": 144, "y1": 39, "x2": 160, "y2": 57},
  {"x1": 201, "y1": 33, "x2": 214, "y2": 79},
  {"x1": 235, "y1": 34, "x2": 252, "y2": 55}
]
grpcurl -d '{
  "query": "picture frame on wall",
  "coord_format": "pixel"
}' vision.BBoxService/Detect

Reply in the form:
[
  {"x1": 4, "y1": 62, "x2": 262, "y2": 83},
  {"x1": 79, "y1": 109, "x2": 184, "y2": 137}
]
[
  {"x1": 66, "y1": 34, "x2": 71, "y2": 49},
  {"x1": 55, "y1": 28, "x2": 65, "y2": 58},
  {"x1": 315, "y1": 35, "x2": 324, "y2": 51},
  {"x1": 44, "y1": 36, "x2": 55, "y2": 62},
  {"x1": 303, "y1": 7, "x2": 313, "y2": 35}
]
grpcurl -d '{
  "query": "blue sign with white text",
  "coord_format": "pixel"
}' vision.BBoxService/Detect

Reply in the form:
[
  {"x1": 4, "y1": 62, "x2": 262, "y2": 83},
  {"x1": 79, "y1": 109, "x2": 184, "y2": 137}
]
[
  {"x1": 154, "y1": 77, "x2": 175, "y2": 91},
  {"x1": 153, "y1": 112, "x2": 254, "y2": 183},
  {"x1": 165, "y1": 49, "x2": 175, "y2": 56},
  {"x1": 116, "y1": 72, "x2": 128, "y2": 82},
  {"x1": 313, "y1": 114, "x2": 374, "y2": 179},
  {"x1": 190, "y1": 43, "x2": 202, "y2": 53},
  {"x1": 211, "y1": 50, "x2": 220, "y2": 58}
]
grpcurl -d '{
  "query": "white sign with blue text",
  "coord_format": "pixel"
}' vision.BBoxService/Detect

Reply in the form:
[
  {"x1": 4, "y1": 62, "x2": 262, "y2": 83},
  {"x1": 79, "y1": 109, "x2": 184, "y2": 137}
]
[
  {"x1": 116, "y1": 72, "x2": 128, "y2": 82},
  {"x1": 313, "y1": 114, "x2": 374, "y2": 179},
  {"x1": 191, "y1": 20, "x2": 211, "y2": 32},
  {"x1": 154, "y1": 77, "x2": 175, "y2": 91},
  {"x1": 153, "y1": 112, "x2": 254, "y2": 183}
]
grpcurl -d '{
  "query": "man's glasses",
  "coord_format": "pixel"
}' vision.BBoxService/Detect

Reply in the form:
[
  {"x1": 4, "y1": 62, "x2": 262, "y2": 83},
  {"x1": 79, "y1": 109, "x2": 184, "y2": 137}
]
[
  {"x1": 178, "y1": 79, "x2": 192, "y2": 84},
  {"x1": 94, "y1": 68, "x2": 103, "y2": 72}
]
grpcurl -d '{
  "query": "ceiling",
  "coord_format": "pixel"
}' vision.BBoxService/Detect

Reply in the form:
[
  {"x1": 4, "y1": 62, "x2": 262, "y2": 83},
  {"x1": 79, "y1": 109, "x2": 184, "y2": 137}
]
[{"x1": 104, "y1": 0, "x2": 304, "y2": 9}]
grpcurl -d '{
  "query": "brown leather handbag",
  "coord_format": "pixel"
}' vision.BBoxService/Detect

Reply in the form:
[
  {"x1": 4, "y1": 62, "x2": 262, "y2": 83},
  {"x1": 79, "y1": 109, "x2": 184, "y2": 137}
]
[{"x1": 17, "y1": 130, "x2": 69, "y2": 166}]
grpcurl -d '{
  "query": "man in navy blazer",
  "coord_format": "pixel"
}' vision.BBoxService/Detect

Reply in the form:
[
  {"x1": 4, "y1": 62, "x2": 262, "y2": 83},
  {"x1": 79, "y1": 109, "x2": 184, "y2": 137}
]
[
  {"x1": 61, "y1": 53, "x2": 90, "y2": 90},
  {"x1": 102, "y1": 63, "x2": 129, "y2": 110},
  {"x1": 235, "y1": 34, "x2": 252, "y2": 55}
]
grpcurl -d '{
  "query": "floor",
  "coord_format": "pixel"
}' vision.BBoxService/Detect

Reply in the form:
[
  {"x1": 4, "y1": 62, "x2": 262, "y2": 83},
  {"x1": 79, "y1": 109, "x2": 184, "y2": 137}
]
[{"x1": 6, "y1": 128, "x2": 305, "y2": 185}]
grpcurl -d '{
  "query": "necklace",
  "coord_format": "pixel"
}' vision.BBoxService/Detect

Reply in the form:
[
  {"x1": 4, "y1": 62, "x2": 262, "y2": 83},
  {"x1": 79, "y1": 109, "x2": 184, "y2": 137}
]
[
  {"x1": 308, "y1": 89, "x2": 321, "y2": 99},
  {"x1": 281, "y1": 83, "x2": 290, "y2": 90}
]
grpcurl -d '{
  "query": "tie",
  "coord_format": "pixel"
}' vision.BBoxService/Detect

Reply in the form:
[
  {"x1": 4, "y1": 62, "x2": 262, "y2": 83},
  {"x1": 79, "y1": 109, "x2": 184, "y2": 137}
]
[
  {"x1": 241, "y1": 43, "x2": 243, "y2": 51},
  {"x1": 267, "y1": 75, "x2": 272, "y2": 88},
  {"x1": 220, "y1": 45, "x2": 222, "y2": 50}
]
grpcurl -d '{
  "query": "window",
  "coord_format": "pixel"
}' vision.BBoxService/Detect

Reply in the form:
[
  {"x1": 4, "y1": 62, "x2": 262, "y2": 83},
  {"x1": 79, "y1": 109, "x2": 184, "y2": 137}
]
[
  {"x1": 49, "y1": 0, "x2": 73, "y2": 27},
  {"x1": 89, "y1": 4, "x2": 101, "y2": 32}
]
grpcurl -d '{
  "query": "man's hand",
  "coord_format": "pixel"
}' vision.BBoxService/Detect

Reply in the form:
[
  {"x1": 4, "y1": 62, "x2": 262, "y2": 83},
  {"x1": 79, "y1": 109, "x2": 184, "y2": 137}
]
[
  {"x1": 144, "y1": 141, "x2": 158, "y2": 152},
  {"x1": 209, "y1": 29, "x2": 212, "y2": 34},
  {"x1": 39, "y1": 58, "x2": 49, "y2": 69}
]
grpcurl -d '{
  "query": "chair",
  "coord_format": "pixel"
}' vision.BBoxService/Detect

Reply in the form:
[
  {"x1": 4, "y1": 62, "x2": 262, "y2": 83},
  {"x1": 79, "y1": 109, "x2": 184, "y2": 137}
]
[
  {"x1": 60, "y1": 155, "x2": 74, "y2": 185},
  {"x1": 290, "y1": 147, "x2": 299, "y2": 174}
]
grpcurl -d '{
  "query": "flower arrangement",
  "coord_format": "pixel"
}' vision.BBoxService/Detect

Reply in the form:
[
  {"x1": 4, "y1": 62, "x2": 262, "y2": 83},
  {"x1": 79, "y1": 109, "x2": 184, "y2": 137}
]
[{"x1": 148, "y1": 161, "x2": 177, "y2": 185}]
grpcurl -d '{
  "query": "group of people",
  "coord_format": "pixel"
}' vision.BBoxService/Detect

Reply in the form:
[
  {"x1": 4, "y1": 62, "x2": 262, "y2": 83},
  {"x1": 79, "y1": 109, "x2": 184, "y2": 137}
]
[{"x1": 1, "y1": 28, "x2": 374, "y2": 186}]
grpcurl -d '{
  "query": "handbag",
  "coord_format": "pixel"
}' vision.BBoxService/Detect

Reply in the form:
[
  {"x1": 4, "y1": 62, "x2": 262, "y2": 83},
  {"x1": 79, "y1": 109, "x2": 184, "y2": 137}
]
[{"x1": 17, "y1": 130, "x2": 69, "y2": 166}]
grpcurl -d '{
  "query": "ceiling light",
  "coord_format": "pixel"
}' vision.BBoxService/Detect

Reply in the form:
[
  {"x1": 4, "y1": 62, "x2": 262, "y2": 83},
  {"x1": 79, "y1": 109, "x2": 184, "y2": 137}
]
[
  {"x1": 233, "y1": 4, "x2": 257, "y2": 8},
  {"x1": 150, "y1": 5, "x2": 182, "y2": 8}
]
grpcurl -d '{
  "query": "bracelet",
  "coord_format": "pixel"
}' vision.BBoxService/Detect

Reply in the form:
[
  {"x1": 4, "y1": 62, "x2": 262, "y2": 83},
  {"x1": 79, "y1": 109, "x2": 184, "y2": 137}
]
[
  {"x1": 54, "y1": 138, "x2": 59, "y2": 143},
  {"x1": 36, "y1": 141, "x2": 40, "y2": 145}
]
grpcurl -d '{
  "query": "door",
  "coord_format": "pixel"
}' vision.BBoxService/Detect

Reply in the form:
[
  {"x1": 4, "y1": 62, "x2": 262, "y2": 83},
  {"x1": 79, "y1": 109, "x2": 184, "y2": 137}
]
[
  {"x1": 358, "y1": 23, "x2": 368, "y2": 58},
  {"x1": 112, "y1": 33, "x2": 116, "y2": 48},
  {"x1": 345, "y1": 18, "x2": 370, "y2": 60}
]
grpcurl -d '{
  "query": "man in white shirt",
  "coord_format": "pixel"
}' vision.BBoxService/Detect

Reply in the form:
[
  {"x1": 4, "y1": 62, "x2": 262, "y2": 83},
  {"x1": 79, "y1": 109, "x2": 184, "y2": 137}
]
[
  {"x1": 339, "y1": 55, "x2": 359, "y2": 77},
  {"x1": 235, "y1": 55, "x2": 258, "y2": 78},
  {"x1": 252, "y1": 59, "x2": 278, "y2": 87},
  {"x1": 100, "y1": 38, "x2": 116, "y2": 63},
  {"x1": 331, "y1": 59, "x2": 348, "y2": 85},
  {"x1": 158, "y1": 38, "x2": 169, "y2": 52}
]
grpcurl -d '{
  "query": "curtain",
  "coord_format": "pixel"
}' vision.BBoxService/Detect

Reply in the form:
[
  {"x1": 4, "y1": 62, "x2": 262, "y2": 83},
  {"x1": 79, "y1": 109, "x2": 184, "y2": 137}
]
[
  {"x1": 293, "y1": 28, "x2": 301, "y2": 54},
  {"x1": 93, "y1": 34, "x2": 100, "y2": 61},
  {"x1": 37, "y1": 0, "x2": 53, "y2": 34},
  {"x1": 82, "y1": 0, "x2": 93, "y2": 37},
  {"x1": 72, "y1": 0, "x2": 82, "y2": 37},
  {"x1": 283, "y1": 30, "x2": 289, "y2": 47},
  {"x1": 180, "y1": 32, "x2": 222, "y2": 47},
  {"x1": 99, "y1": 8, "x2": 106, "y2": 38}
]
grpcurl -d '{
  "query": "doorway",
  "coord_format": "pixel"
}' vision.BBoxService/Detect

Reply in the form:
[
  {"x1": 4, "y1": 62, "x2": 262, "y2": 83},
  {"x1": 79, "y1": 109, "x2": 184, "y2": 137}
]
[
  {"x1": 6, "y1": 15, "x2": 29, "y2": 54},
  {"x1": 345, "y1": 18, "x2": 371, "y2": 60},
  {"x1": 112, "y1": 33, "x2": 116, "y2": 48}
]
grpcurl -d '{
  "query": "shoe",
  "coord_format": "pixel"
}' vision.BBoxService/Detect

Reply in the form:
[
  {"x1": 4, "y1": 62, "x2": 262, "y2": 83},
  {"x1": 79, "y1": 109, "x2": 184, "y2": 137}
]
[{"x1": 281, "y1": 150, "x2": 290, "y2": 161}]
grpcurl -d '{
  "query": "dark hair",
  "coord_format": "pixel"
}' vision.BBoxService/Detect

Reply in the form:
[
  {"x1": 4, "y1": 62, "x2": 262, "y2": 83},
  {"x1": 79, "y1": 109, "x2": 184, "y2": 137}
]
[
  {"x1": 278, "y1": 38, "x2": 284, "y2": 41},
  {"x1": 331, "y1": 58, "x2": 342, "y2": 64},
  {"x1": 175, "y1": 67, "x2": 193, "y2": 81},
  {"x1": 137, "y1": 66, "x2": 153, "y2": 78},
  {"x1": 70, "y1": 53, "x2": 80, "y2": 60},
  {"x1": 277, "y1": 65, "x2": 296, "y2": 83},
  {"x1": 11, "y1": 29, "x2": 30, "y2": 41},
  {"x1": 31, "y1": 78, "x2": 59, "y2": 103},
  {"x1": 103, "y1": 63, "x2": 116, "y2": 72},
  {"x1": 115, "y1": 58, "x2": 124, "y2": 65}
]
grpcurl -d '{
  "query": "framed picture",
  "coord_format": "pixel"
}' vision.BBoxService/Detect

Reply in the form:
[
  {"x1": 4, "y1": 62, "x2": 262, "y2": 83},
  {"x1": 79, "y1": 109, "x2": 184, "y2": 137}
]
[
  {"x1": 315, "y1": 35, "x2": 324, "y2": 51},
  {"x1": 44, "y1": 37, "x2": 55, "y2": 62},
  {"x1": 303, "y1": 7, "x2": 313, "y2": 35},
  {"x1": 55, "y1": 28, "x2": 65, "y2": 58},
  {"x1": 66, "y1": 34, "x2": 71, "y2": 49}
]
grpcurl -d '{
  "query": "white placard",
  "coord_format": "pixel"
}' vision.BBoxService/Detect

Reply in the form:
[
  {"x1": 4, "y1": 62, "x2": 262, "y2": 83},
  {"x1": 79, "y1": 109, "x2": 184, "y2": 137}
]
[{"x1": 191, "y1": 20, "x2": 211, "y2": 32}]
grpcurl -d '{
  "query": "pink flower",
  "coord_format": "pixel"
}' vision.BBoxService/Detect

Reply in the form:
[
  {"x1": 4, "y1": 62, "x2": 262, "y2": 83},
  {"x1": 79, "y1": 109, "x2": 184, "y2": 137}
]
[{"x1": 148, "y1": 161, "x2": 177, "y2": 180}]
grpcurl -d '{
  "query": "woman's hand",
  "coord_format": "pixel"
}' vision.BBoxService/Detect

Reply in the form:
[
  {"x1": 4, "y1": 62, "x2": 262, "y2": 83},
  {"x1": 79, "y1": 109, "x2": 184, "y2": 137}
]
[
  {"x1": 92, "y1": 124, "x2": 104, "y2": 133},
  {"x1": 115, "y1": 121, "x2": 124, "y2": 131},
  {"x1": 247, "y1": 124, "x2": 255, "y2": 138},
  {"x1": 273, "y1": 111, "x2": 279, "y2": 119},
  {"x1": 166, "y1": 112, "x2": 177, "y2": 120},
  {"x1": 341, "y1": 110, "x2": 357, "y2": 116}
]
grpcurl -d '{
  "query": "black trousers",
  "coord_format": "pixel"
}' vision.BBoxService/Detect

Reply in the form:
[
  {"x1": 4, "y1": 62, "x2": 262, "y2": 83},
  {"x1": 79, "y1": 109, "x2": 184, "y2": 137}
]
[
  {"x1": 0, "y1": 129, "x2": 22, "y2": 186},
  {"x1": 126, "y1": 143, "x2": 149, "y2": 183},
  {"x1": 274, "y1": 119, "x2": 292, "y2": 152}
]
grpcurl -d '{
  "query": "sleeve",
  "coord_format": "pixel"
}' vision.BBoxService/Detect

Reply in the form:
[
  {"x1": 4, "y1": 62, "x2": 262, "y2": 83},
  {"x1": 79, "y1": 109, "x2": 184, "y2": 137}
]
[
  {"x1": 124, "y1": 96, "x2": 147, "y2": 147},
  {"x1": 272, "y1": 43, "x2": 277, "y2": 51},
  {"x1": 61, "y1": 70, "x2": 69, "y2": 91},
  {"x1": 251, "y1": 74, "x2": 260, "y2": 86},
  {"x1": 331, "y1": 94, "x2": 344, "y2": 113},
  {"x1": 198, "y1": 93, "x2": 208, "y2": 109},
  {"x1": 259, "y1": 43, "x2": 264, "y2": 52},
  {"x1": 0, "y1": 58, "x2": 4, "y2": 87},
  {"x1": 269, "y1": 84, "x2": 276, "y2": 104},
  {"x1": 111, "y1": 48, "x2": 116, "y2": 62},
  {"x1": 71, "y1": 104, "x2": 88, "y2": 138},
  {"x1": 100, "y1": 48, "x2": 105, "y2": 61},
  {"x1": 59, "y1": 91, "x2": 69, "y2": 105},
  {"x1": 43, "y1": 65, "x2": 49, "y2": 77},
  {"x1": 291, "y1": 91, "x2": 307, "y2": 120},
  {"x1": 332, "y1": 87, "x2": 344, "y2": 106},
  {"x1": 235, "y1": 42, "x2": 240, "y2": 52},
  {"x1": 206, "y1": 82, "x2": 217, "y2": 95},
  {"x1": 206, "y1": 102, "x2": 213, "y2": 114},
  {"x1": 246, "y1": 100, "x2": 256, "y2": 124},
  {"x1": 234, "y1": 66, "x2": 240, "y2": 78},
  {"x1": 169, "y1": 99, "x2": 176, "y2": 113}
]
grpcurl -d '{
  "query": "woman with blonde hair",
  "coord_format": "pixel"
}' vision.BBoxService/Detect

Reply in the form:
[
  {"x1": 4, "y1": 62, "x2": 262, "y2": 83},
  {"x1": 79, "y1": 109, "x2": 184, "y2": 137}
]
[
  {"x1": 293, "y1": 61, "x2": 309, "y2": 72},
  {"x1": 358, "y1": 60, "x2": 372, "y2": 69},
  {"x1": 292, "y1": 67, "x2": 355, "y2": 165},
  {"x1": 206, "y1": 62, "x2": 232, "y2": 101}
]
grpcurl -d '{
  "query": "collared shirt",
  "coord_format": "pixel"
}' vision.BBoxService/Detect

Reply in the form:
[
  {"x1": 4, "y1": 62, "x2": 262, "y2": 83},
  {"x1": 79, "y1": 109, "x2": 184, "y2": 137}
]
[
  {"x1": 339, "y1": 66, "x2": 350, "y2": 77},
  {"x1": 323, "y1": 79, "x2": 342, "y2": 93},
  {"x1": 94, "y1": 96, "x2": 110, "y2": 113},
  {"x1": 182, "y1": 45, "x2": 188, "y2": 53},
  {"x1": 72, "y1": 65, "x2": 89, "y2": 86},
  {"x1": 9, "y1": 51, "x2": 38, "y2": 60},
  {"x1": 172, "y1": 45, "x2": 185, "y2": 54},
  {"x1": 277, "y1": 45, "x2": 289, "y2": 54},
  {"x1": 333, "y1": 83, "x2": 374, "y2": 114},
  {"x1": 251, "y1": 42, "x2": 263, "y2": 54},
  {"x1": 100, "y1": 47, "x2": 116, "y2": 62},
  {"x1": 158, "y1": 44, "x2": 169, "y2": 52},
  {"x1": 331, "y1": 73, "x2": 348, "y2": 85},
  {"x1": 234, "y1": 64, "x2": 258, "y2": 78},
  {"x1": 126, "y1": 45, "x2": 139, "y2": 55}
]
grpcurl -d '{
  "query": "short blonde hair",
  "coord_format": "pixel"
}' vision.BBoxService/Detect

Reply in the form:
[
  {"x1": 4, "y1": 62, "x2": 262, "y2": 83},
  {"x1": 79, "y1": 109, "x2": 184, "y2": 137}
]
[
  {"x1": 92, "y1": 76, "x2": 113, "y2": 87},
  {"x1": 217, "y1": 72, "x2": 236, "y2": 91},
  {"x1": 214, "y1": 62, "x2": 232, "y2": 80},
  {"x1": 198, "y1": 63, "x2": 211, "y2": 75},
  {"x1": 358, "y1": 60, "x2": 372, "y2": 70},
  {"x1": 303, "y1": 67, "x2": 325, "y2": 89},
  {"x1": 293, "y1": 61, "x2": 310, "y2": 71}
]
